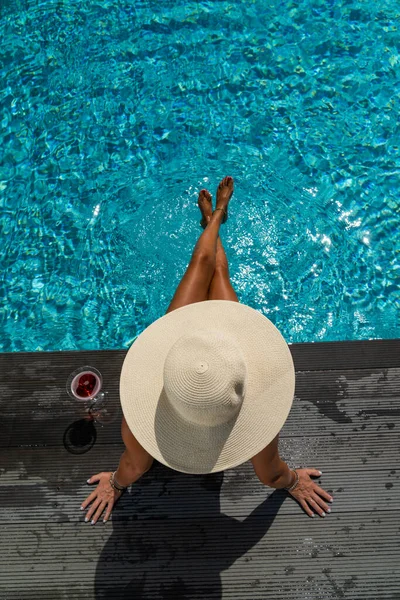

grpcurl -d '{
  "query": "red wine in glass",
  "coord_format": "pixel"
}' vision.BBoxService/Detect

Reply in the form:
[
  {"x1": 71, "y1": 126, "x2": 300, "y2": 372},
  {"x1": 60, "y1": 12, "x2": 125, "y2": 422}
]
[
  {"x1": 67, "y1": 366, "x2": 118, "y2": 424},
  {"x1": 70, "y1": 371, "x2": 101, "y2": 400}
]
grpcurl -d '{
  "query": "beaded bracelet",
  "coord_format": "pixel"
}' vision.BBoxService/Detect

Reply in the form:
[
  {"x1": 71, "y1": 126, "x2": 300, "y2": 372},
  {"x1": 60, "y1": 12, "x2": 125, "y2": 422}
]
[
  {"x1": 109, "y1": 471, "x2": 126, "y2": 493},
  {"x1": 284, "y1": 469, "x2": 299, "y2": 492}
]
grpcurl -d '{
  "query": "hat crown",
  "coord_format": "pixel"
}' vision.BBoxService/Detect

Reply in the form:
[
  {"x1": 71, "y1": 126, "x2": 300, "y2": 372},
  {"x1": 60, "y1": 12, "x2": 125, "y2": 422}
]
[{"x1": 163, "y1": 329, "x2": 247, "y2": 427}]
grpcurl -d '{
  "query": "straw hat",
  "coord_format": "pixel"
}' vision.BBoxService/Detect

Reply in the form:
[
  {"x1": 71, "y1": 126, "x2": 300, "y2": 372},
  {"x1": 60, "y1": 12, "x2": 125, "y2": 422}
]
[{"x1": 120, "y1": 300, "x2": 295, "y2": 474}]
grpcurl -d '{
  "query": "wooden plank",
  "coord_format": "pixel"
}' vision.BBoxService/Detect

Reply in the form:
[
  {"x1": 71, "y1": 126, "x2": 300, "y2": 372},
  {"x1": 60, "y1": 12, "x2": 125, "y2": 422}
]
[
  {"x1": 0, "y1": 513, "x2": 399, "y2": 599},
  {"x1": 2, "y1": 393, "x2": 398, "y2": 448},
  {"x1": 0, "y1": 342, "x2": 399, "y2": 600},
  {"x1": 1, "y1": 459, "x2": 399, "y2": 523},
  {"x1": 1, "y1": 430, "x2": 398, "y2": 482},
  {"x1": 289, "y1": 338, "x2": 400, "y2": 370},
  {"x1": 0, "y1": 349, "x2": 125, "y2": 449},
  {"x1": 1, "y1": 338, "x2": 399, "y2": 379},
  {"x1": 1, "y1": 367, "x2": 399, "y2": 447}
]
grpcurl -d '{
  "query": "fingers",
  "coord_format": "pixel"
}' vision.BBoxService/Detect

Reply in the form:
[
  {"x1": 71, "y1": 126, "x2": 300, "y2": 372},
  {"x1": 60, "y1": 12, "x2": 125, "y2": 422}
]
[
  {"x1": 293, "y1": 469, "x2": 334, "y2": 519},
  {"x1": 307, "y1": 469, "x2": 322, "y2": 478},
  {"x1": 81, "y1": 471, "x2": 120, "y2": 524},
  {"x1": 85, "y1": 498, "x2": 102, "y2": 523},
  {"x1": 103, "y1": 502, "x2": 114, "y2": 524},
  {"x1": 91, "y1": 500, "x2": 109, "y2": 525},
  {"x1": 313, "y1": 484, "x2": 334, "y2": 503},
  {"x1": 81, "y1": 490, "x2": 98, "y2": 510},
  {"x1": 83, "y1": 496, "x2": 117, "y2": 525},
  {"x1": 299, "y1": 499, "x2": 315, "y2": 518},
  {"x1": 312, "y1": 493, "x2": 331, "y2": 514},
  {"x1": 308, "y1": 496, "x2": 327, "y2": 517},
  {"x1": 87, "y1": 473, "x2": 103, "y2": 484}
]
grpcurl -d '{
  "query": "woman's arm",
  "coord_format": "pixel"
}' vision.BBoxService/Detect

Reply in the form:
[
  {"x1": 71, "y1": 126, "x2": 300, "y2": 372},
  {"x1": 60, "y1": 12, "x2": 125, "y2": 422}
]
[
  {"x1": 251, "y1": 433, "x2": 295, "y2": 489},
  {"x1": 114, "y1": 416, "x2": 154, "y2": 487},
  {"x1": 81, "y1": 417, "x2": 154, "y2": 525},
  {"x1": 251, "y1": 432, "x2": 334, "y2": 519}
]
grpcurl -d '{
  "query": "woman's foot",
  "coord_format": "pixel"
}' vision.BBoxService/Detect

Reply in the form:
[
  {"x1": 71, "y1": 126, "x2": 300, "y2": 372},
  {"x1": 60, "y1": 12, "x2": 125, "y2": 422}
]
[
  {"x1": 198, "y1": 189, "x2": 213, "y2": 229},
  {"x1": 215, "y1": 176, "x2": 234, "y2": 224}
]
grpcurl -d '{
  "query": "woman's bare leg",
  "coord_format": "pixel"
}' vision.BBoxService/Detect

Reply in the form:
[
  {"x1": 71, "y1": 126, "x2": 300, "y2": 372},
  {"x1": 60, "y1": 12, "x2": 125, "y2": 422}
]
[
  {"x1": 198, "y1": 186, "x2": 239, "y2": 303},
  {"x1": 209, "y1": 236, "x2": 239, "y2": 302},
  {"x1": 166, "y1": 176, "x2": 234, "y2": 313}
]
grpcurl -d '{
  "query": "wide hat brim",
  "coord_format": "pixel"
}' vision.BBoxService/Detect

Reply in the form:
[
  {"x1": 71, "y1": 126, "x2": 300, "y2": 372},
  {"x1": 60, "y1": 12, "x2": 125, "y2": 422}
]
[{"x1": 120, "y1": 300, "x2": 295, "y2": 474}]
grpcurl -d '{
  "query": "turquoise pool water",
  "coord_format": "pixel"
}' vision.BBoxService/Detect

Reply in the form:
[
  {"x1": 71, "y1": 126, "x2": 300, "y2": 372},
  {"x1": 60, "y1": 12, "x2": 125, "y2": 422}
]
[{"x1": 1, "y1": 0, "x2": 399, "y2": 352}]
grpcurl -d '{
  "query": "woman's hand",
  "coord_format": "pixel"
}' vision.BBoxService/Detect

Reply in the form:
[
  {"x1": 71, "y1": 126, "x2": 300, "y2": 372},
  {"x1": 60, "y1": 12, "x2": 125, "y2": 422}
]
[
  {"x1": 289, "y1": 468, "x2": 333, "y2": 518},
  {"x1": 80, "y1": 472, "x2": 123, "y2": 525}
]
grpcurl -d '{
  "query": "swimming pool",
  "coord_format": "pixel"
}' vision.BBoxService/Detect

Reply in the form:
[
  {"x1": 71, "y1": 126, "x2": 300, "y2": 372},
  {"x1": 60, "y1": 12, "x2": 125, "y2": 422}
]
[{"x1": 1, "y1": 0, "x2": 399, "y2": 352}]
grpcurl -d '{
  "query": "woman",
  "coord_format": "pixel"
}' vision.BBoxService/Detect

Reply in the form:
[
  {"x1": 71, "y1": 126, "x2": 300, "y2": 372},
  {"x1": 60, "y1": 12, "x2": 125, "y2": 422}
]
[{"x1": 81, "y1": 176, "x2": 333, "y2": 525}]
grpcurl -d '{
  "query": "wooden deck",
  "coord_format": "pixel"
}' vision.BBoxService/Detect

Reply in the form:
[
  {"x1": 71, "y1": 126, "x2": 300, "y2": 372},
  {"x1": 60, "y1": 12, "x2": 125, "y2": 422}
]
[{"x1": 1, "y1": 339, "x2": 399, "y2": 599}]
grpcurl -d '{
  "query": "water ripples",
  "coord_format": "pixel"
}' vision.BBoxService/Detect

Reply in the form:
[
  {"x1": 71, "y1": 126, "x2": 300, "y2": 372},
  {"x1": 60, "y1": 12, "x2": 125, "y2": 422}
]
[{"x1": 0, "y1": 0, "x2": 399, "y2": 351}]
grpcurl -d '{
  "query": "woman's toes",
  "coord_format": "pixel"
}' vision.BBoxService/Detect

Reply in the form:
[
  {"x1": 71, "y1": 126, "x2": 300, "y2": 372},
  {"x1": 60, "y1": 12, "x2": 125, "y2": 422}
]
[
  {"x1": 199, "y1": 189, "x2": 211, "y2": 201},
  {"x1": 198, "y1": 188, "x2": 213, "y2": 226},
  {"x1": 198, "y1": 189, "x2": 212, "y2": 205},
  {"x1": 219, "y1": 176, "x2": 233, "y2": 189}
]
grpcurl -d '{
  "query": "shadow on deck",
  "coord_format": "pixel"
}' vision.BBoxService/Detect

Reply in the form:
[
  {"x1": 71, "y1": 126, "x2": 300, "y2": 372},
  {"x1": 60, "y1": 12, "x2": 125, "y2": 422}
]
[{"x1": 0, "y1": 339, "x2": 399, "y2": 599}]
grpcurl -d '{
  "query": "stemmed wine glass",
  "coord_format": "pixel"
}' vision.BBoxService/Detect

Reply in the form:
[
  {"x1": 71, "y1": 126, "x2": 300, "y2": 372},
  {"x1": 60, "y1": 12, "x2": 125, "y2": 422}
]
[{"x1": 66, "y1": 366, "x2": 119, "y2": 425}]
